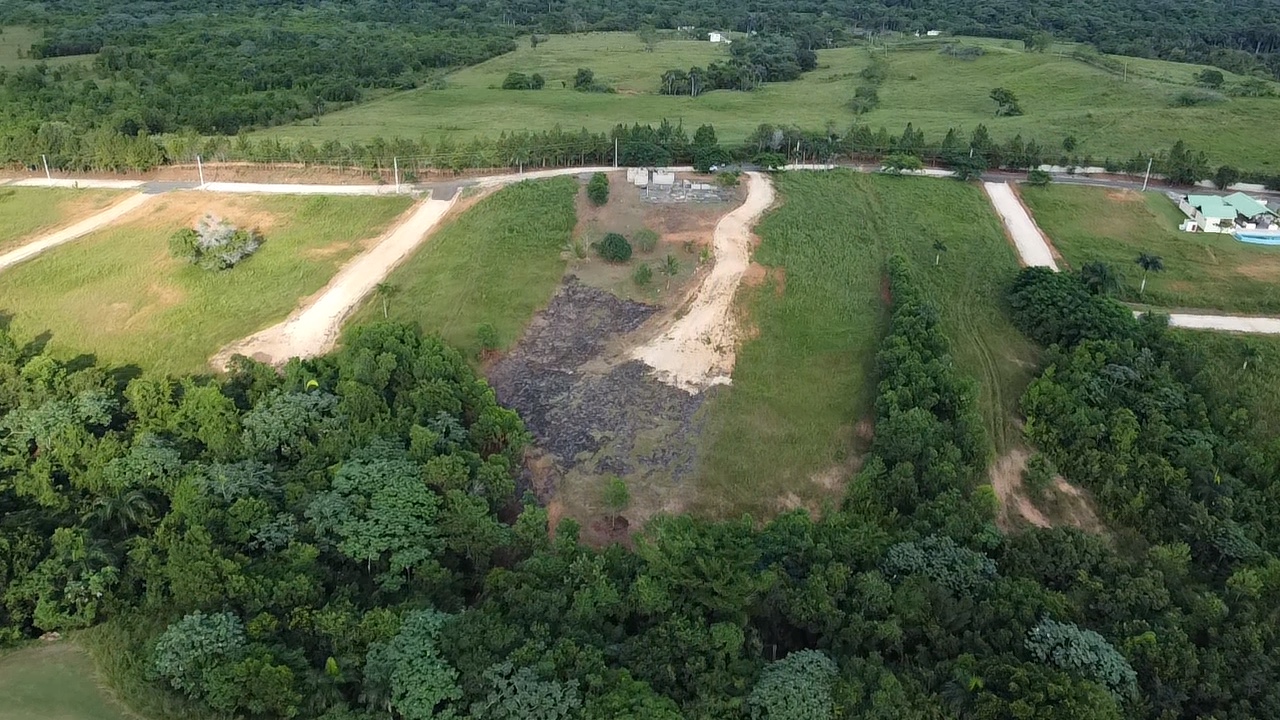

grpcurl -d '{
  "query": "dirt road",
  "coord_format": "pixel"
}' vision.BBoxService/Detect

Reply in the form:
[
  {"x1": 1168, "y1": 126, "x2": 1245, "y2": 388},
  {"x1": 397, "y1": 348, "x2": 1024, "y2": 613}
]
[
  {"x1": 1154, "y1": 312, "x2": 1280, "y2": 334},
  {"x1": 982, "y1": 182, "x2": 1059, "y2": 270},
  {"x1": 0, "y1": 193, "x2": 153, "y2": 272},
  {"x1": 631, "y1": 172, "x2": 775, "y2": 392},
  {"x1": 211, "y1": 196, "x2": 458, "y2": 368}
]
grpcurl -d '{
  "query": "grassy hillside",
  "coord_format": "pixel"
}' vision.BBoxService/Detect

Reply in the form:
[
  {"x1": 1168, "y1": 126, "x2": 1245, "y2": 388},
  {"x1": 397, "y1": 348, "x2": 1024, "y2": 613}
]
[
  {"x1": 259, "y1": 33, "x2": 1280, "y2": 170},
  {"x1": 1021, "y1": 184, "x2": 1280, "y2": 314},
  {"x1": 0, "y1": 26, "x2": 93, "y2": 68},
  {"x1": 346, "y1": 178, "x2": 579, "y2": 357},
  {"x1": 0, "y1": 188, "x2": 123, "y2": 253},
  {"x1": 694, "y1": 170, "x2": 1038, "y2": 517},
  {"x1": 0, "y1": 193, "x2": 413, "y2": 374}
]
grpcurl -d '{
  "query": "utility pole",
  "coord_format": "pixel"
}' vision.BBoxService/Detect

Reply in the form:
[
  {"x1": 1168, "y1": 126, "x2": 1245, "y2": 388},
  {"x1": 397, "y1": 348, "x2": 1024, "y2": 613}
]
[
  {"x1": 1141, "y1": 156, "x2": 1153, "y2": 191},
  {"x1": 614, "y1": 138, "x2": 619, "y2": 168},
  {"x1": 393, "y1": 157, "x2": 400, "y2": 193},
  {"x1": 42, "y1": 154, "x2": 51, "y2": 180},
  {"x1": 196, "y1": 154, "x2": 205, "y2": 187}
]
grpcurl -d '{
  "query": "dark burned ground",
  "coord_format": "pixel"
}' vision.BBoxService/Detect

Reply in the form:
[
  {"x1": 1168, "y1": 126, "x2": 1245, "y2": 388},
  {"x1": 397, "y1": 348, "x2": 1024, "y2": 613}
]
[{"x1": 487, "y1": 276, "x2": 717, "y2": 535}]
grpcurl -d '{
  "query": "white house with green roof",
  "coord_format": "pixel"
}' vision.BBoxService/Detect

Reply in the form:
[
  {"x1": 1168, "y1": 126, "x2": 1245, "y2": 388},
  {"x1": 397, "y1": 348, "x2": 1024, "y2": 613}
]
[{"x1": 1177, "y1": 192, "x2": 1277, "y2": 233}]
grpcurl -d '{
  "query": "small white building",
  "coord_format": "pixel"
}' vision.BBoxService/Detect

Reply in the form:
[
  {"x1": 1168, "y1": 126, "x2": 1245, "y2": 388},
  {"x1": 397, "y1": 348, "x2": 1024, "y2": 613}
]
[
  {"x1": 709, "y1": 32, "x2": 731, "y2": 44},
  {"x1": 926, "y1": 29, "x2": 943, "y2": 36}
]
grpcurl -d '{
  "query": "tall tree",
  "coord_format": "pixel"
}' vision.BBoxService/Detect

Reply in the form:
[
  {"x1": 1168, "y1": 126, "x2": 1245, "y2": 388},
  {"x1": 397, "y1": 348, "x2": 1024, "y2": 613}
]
[{"x1": 1134, "y1": 252, "x2": 1164, "y2": 295}]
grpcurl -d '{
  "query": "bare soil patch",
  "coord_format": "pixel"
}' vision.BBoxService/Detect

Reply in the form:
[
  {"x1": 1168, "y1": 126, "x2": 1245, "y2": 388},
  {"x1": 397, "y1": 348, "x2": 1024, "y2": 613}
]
[
  {"x1": 1105, "y1": 189, "x2": 1142, "y2": 203},
  {"x1": 991, "y1": 447, "x2": 1106, "y2": 533},
  {"x1": 1236, "y1": 258, "x2": 1280, "y2": 281},
  {"x1": 139, "y1": 192, "x2": 284, "y2": 232},
  {"x1": 487, "y1": 277, "x2": 719, "y2": 544}
]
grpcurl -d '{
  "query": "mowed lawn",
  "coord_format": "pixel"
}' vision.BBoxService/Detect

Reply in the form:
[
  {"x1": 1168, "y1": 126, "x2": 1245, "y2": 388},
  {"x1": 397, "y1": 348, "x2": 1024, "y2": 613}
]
[
  {"x1": 694, "y1": 171, "x2": 1038, "y2": 517},
  {"x1": 1021, "y1": 185, "x2": 1280, "y2": 314},
  {"x1": 0, "y1": 188, "x2": 124, "y2": 253},
  {"x1": 260, "y1": 33, "x2": 1279, "y2": 169},
  {"x1": 0, "y1": 192, "x2": 413, "y2": 374},
  {"x1": 0, "y1": 643, "x2": 132, "y2": 720},
  {"x1": 347, "y1": 178, "x2": 578, "y2": 356}
]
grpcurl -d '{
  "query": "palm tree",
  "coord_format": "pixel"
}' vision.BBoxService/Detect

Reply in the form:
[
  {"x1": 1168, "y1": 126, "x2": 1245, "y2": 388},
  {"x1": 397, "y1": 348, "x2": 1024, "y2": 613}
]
[
  {"x1": 933, "y1": 240, "x2": 948, "y2": 266},
  {"x1": 1135, "y1": 252, "x2": 1164, "y2": 296},
  {"x1": 1079, "y1": 261, "x2": 1121, "y2": 296},
  {"x1": 374, "y1": 282, "x2": 398, "y2": 318},
  {"x1": 84, "y1": 489, "x2": 155, "y2": 536},
  {"x1": 662, "y1": 254, "x2": 680, "y2": 288},
  {"x1": 1242, "y1": 342, "x2": 1260, "y2": 371}
]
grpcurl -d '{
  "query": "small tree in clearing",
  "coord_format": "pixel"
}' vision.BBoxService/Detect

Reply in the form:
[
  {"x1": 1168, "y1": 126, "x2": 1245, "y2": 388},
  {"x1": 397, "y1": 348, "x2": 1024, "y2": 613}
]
[
  {"x1": 169, "y1": 214, "x2": 262, "y2": 271},
  {"x1": 602, "y1": 476, "x2": 630, "y2": 530},
  {"x1": 1135, "y1": 253, "x2": 1164, "y2": 296},
  {"x1": 587, "y1": 173, "x2": 609, "y2": 206},
  {"x1": 633, "y1": 263, "x2": 653, "y2": 286},
  {"x1": 596, "y1": 233, "x2": 632, "y2": 263},
  {"x1": 933, "y1": 240, "x2": 948, "y2": 266},
  {"x1": 374, "y1": 282, "x2": 398, "y2": 318},
  {"x1": 662, "y1": 254, "x2": 680, "y2": 287}
]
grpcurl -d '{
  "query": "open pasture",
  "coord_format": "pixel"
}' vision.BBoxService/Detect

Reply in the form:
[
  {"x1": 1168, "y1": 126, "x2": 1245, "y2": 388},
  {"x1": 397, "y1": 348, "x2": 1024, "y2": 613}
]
[
  {"x1": 0, "y1": 192, "x2": 413, "y2": 374},
  {"x1": 259, "y1": 33, "x2": 1279, "y2": 169},
  {"x1": 1021, "y1": 185, "x2": 1280, "y2": 314}
]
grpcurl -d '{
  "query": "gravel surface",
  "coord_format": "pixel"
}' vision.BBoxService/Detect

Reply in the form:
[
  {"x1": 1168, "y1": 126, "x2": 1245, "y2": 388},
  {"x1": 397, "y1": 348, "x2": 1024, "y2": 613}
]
[{"x1": 983, "y1": 181, "x2": 1059, "y2": 270}]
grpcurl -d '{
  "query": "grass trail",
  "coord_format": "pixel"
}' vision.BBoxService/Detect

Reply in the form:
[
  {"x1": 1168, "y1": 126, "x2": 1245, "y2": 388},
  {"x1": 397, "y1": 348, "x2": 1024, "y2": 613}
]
[
  {"x1": 695, "y1": 171, "x2": 1037, "y2": 517},
  {"x1": 347, "y1": 178, "x2": 579, "y2": 357},
  {"x1": 0, "y1": 193, "x2": 412, "y2": 374},
  {"x1": 0, "y1": 643, "x2": 132, "y2": 720},
  {"x1": 1022, "y1": 185, "x2": 1280, "y2": 314}
]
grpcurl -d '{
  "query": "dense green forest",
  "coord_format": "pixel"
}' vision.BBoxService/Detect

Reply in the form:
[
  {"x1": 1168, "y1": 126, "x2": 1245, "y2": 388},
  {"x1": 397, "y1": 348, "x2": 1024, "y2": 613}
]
[
  {"x1": 4, "y1": 258, "x2": 1280, "y2": 718},
  {"x1": 0, "y1": 0, "x2": 1277, "y2": 151}
]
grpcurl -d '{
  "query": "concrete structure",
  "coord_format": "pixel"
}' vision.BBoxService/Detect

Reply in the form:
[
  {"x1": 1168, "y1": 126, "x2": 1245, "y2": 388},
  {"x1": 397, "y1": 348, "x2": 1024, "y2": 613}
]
[
  {"x1": 1177, "y1": 192, "x2": 1277, "y2": 233},
  {"x1": 708, "y1": 32, "x2": 731, "y2": 44},
  {"x1": 651, "y1": 171, "x2": 676, "y2": 187},
  {"x1": 926, "y1": 30, "x2": 942, "y2": 36}
]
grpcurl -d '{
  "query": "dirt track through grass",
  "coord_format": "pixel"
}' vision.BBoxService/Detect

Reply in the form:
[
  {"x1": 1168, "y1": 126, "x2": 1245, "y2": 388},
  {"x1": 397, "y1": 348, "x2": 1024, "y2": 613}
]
[{"x1": 695, "y1": 171, "x2": 1037, "y2": 517}]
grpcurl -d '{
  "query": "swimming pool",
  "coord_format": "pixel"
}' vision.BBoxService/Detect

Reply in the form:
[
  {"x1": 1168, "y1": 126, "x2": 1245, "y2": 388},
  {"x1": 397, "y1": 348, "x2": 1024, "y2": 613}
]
[{"x1": 1234, "y1": 231, "x2": 1280, "y2": 246}]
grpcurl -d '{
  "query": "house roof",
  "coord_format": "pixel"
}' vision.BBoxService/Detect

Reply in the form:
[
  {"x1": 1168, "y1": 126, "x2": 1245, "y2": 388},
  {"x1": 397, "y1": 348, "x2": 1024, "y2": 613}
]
[
  {"x1": 1187, "y1": 195, "x2": 1236, "y2": 219},
  {"x1": 1223, "y1": 192, "x2": 1275, "y2": 217}
]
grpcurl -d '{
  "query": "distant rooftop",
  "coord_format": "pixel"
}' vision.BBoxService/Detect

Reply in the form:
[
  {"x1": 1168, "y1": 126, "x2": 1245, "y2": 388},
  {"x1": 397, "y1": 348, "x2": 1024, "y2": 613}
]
[
  {"x1": 1223, "y1": 191, "x2": 1274, "y2": 218},
  {"x1": 1187, "y1": 193, "x2": 1276, "y2": 219}
]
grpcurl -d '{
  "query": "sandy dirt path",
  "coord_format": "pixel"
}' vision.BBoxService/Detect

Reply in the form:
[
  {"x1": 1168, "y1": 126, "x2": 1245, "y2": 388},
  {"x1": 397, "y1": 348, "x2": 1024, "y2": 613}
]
[
  {"x1": 1151, "y1": 312, "x2": 1280, "y2": 334},
  {"x1": 211, "y1": 196, "x2": 458, "y2": 369},
  {"x1": 631, "y1": 172, "x2": 775, "y2": 392},
  {"x1": 0, "y1": 193, "x2": 153, "y2": 272},
  {"x1": 982, "y1": 181, "x2": 1059, "y2": 270}
]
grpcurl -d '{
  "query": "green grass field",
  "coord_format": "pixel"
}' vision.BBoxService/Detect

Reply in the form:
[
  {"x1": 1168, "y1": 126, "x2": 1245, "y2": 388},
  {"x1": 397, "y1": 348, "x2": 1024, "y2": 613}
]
[
  {"x1": 0, "y1": 643, "x2": 133, "y2": 720},
  {"x1": 1020, "y1": 185, "x2": 1280, "y2": 314},
  {"x1": 0, "y1": 192, "x2": 413, "y2": 374},
  {"x1": 0, "y1": 188, "x2": 124, "y2": 253},
  {"x1": 346, "y1": 178, "x2": 578, "y2": 356},
  {"x1": 693, "y1": 171, "x2": 1038, "y2": 517},
  {"x1": 259, "y1": 33, "x2": 1279, "y2": 170},
  {"x1": 0, "y1": 26, "x2": 95, "y2": 68}
]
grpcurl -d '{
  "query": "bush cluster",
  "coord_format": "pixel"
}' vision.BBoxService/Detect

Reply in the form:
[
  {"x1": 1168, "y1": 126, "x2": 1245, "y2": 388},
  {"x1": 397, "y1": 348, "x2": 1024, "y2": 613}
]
[{"x1": 169, "y1": 214, "x2": 263, "y2": 270}]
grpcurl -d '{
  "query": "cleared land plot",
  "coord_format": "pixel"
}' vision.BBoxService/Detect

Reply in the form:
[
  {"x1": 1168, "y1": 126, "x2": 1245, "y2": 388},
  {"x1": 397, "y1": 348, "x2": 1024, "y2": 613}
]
[
  {"x1": 694, "y1": 171, "x2": 1038, "y2": 517},
  {"x1": 347, "y1": 178, "x2": 578, "y2": 356},
  {"x1": 0, "y1": 192, "x2": 413, "y2": 374},
  {"x1": 1021, "y1": 185, "x2": 1280, "y2": 314},
  {"x1": 260, "y1": 33, "x2": 1279, "y2": 169},
  {"x1": 0, "y1": 26, "x2": 94, "y2": 68},
  {"x1": 0, "y1": 643, "x2": 132, "y2": 720},
  {"x1": 0, "y1": 188, "x2": 124, "y2": 253}
]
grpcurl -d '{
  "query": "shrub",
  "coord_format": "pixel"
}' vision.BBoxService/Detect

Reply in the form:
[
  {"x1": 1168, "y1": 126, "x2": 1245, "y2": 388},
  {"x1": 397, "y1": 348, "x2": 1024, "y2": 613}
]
[
  {"x1": 170, "y1": 215, "x2": 262, "y2": 271},
  {"x1": 1026, "y1": 168, "x2": 1053, "y2": 186},
  {"x1": 596, "y1": 233, "x2": 632, "y2": 263},
  {"x1": 587, "y1": 173, "x2": 609, "y2": 206},
  {"x1": 881, "y1": 153, "x2": 923, "y2": 173},
  {"x1": 849, "y1": 84, "x2": 880, "y2": 114},
  {"x1": 633, "y1": 263, "x2": 653, "y2": 286},
  {"x1": 716, "y1": 171, "x2": 741, "y2": 187},
  {"x1": 753, "y1": 152, "x2": 787, "y2": 171},
  {"x1": 1172, "y1": 88, "x2": 1225, "y2": 107},
  {"x1": 476, "y1": 323, "x2": 500, "y2": 351},
  {"x1": 940, "y1": 43, "x2": 984, "y2": 60},
  {"x1": 633, "y1": 228, "x2": 659, "y2": 253}
]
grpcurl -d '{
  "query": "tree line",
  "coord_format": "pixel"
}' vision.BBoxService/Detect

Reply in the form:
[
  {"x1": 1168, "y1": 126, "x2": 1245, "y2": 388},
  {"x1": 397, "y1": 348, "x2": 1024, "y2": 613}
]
[
  {"x1": 658, "y1": 35, "x2": 819, "y2": 95},
  {"x1": 3, "y1": 118, "x2": 1274, "y2": 190}
]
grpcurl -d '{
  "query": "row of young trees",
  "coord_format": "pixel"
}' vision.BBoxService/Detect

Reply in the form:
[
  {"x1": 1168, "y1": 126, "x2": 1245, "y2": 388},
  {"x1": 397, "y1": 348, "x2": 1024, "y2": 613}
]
[{"x1": 4, "y1": 116, "x2": 1272, "y2": 190}]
